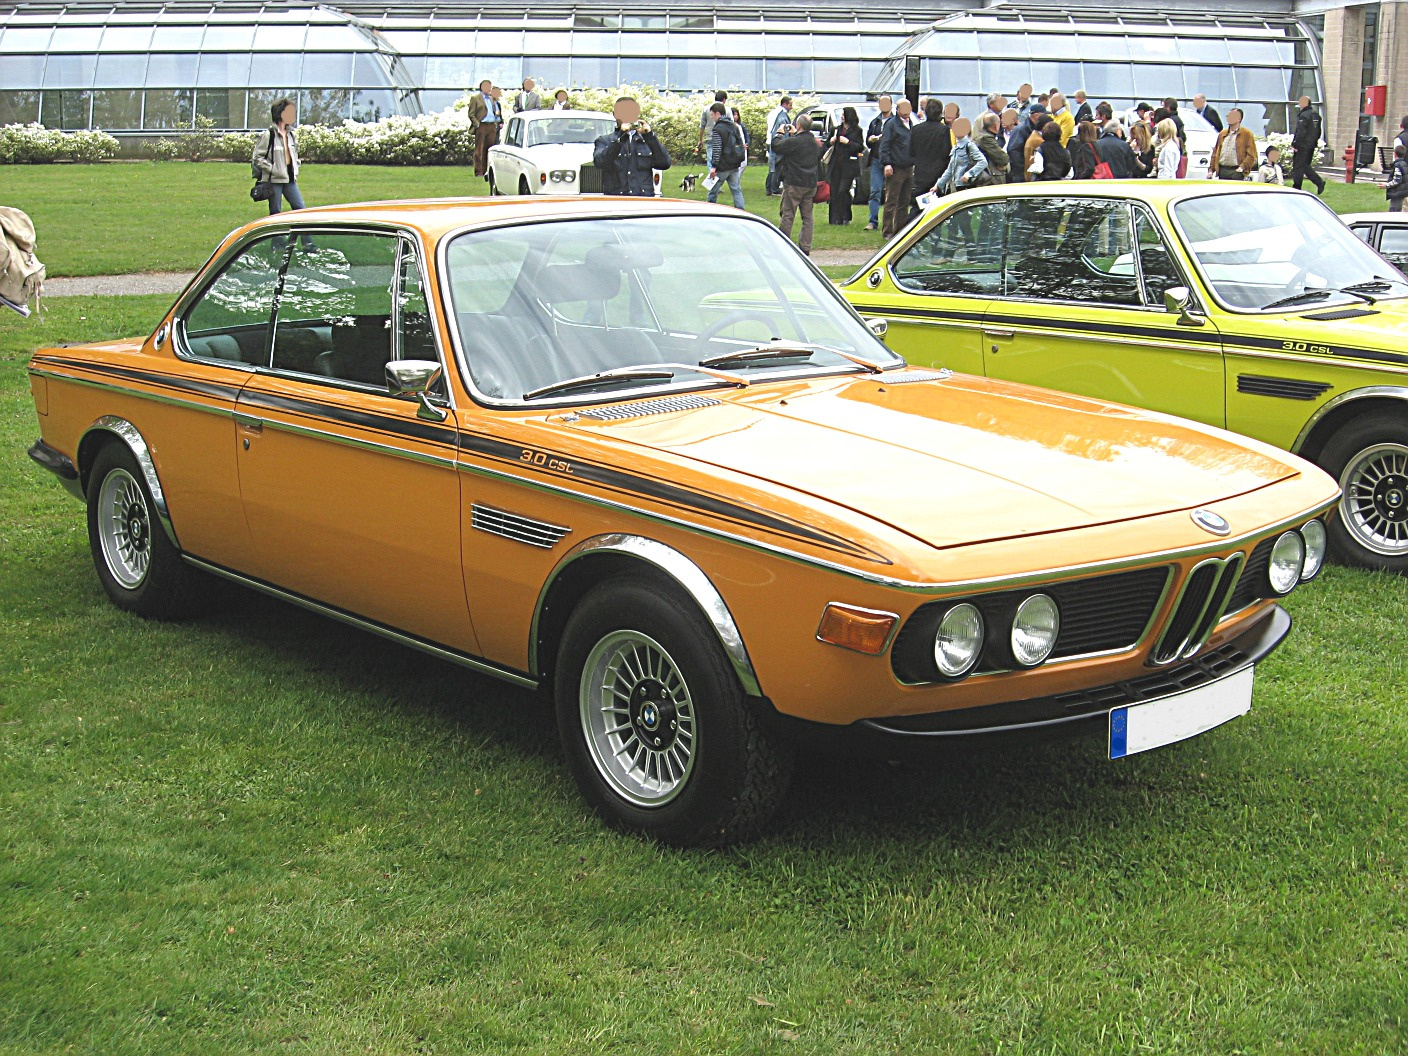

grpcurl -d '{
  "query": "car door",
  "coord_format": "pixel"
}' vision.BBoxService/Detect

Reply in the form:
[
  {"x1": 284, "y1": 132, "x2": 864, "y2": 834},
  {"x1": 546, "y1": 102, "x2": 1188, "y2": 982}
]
[
  {"x1": 233, "y1": 229, "x2": 478, "y2": 654},
  {"x1": 852, "y1": 199, "x2": 1008, "y2": 377},
  {"x1": 981, "y1": 197, "x2": 1227, "y2": 429}
]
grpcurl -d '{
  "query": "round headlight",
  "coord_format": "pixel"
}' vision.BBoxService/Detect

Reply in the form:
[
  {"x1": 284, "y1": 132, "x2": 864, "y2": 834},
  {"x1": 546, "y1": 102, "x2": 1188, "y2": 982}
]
[
  {"x1": 550, "y1": 171, "x2": 563, "y2": 182},
  {"x1": 563, "y1": 170, "x2": 576, "y2": 182},
  {"x1": 1300, "y1": 520, "x2": 1327, "y2": 580},
  {"x1": 1011, "y1": 594, "x2": 1060, "y2": 668},
  {"x1": 1267, "y1": 530, "x2": 1306, "y2": 595},
  {"x1": 933, "y1": 603, "x2": 984, "y2": 679}
]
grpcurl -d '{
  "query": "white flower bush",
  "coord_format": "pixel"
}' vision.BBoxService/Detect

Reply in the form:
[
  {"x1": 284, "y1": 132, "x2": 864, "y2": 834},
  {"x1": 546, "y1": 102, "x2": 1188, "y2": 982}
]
[
  {"x1": 0, "y1": 124, "x2": 119, "y2": 164},
  {"x1": 1262, "y1": 131, "x2": 1324, "y2": 175},
  {"x1": 217, "y1": 111, "x2": 476, "y2": 166}
]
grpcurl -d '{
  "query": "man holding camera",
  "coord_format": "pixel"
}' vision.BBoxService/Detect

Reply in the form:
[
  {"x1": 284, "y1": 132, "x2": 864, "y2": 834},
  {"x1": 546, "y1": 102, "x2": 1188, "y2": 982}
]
[
  {"x1": 592, "y1": 98, "x2": 672, "y2": 197},
  {"x1": 772, "y1": 113, "x2": 820, "y2": 256}
]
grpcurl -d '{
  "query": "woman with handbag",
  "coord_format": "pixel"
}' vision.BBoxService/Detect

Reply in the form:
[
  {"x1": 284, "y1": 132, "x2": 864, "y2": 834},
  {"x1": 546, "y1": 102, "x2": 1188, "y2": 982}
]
[
  {"x1": 826, "y1": 106, "x2": 864, "y2": 225},
  {"x1": 251, "y1": 98, "x2": 308, "y2": 218},
  {"x1": 1071, "y1": 121, "x2": 1101, "y2": 179}
]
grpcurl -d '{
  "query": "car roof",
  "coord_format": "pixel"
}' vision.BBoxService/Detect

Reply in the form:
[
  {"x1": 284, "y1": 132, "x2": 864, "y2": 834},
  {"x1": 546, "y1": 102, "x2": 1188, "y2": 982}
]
[
  {"x1": 946, "y1": 180, "x2": 1316, "y2": 208},
  {"x1": 519, "y1": 110, "x2": 614, "y2": 120},
  {"x1": 238, "y1": 196, "x2": 746, "y2": 241}
]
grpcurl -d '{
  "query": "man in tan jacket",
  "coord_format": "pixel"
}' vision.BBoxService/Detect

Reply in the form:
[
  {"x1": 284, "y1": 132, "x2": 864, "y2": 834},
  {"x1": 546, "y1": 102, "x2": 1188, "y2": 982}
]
[
  {"x1": 1210, "y1": 108, "x2": 1257, "y2": 180},
  {"x1": 467, "y1": 79, "x2": 502, "y2": 179}
]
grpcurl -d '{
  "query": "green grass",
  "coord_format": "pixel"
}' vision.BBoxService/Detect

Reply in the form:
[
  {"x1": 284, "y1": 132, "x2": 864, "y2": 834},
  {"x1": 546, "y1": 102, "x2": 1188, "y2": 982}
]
[
  {"x1": 5, "y1": 297, "x2": 1408, "y2": 1054},
  {"x1": 4, "y1": 161, "x2": 1390, "y2": 279}
]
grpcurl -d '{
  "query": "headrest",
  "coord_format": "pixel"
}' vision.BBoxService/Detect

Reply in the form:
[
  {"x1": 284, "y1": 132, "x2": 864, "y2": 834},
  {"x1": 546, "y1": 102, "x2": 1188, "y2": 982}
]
[{"x1": 536, "y1": 262, "x2": 621, "y2": 303}]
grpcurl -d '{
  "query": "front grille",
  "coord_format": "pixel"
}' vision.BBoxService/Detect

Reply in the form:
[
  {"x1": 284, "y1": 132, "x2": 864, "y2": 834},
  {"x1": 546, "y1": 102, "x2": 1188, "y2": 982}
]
[
  {"x1": 1151, "y1": 555, "x2": 1248, "y2": 665},
  {"x1": 891, "y1": 565, "x2": 1171, "y2": 684},
  {"x1": 1227, "y1": 536, "x2": 1275, "y2": 614},
  {"x1": 579, "y1": 164, "x2": 602, "y2": 194}
]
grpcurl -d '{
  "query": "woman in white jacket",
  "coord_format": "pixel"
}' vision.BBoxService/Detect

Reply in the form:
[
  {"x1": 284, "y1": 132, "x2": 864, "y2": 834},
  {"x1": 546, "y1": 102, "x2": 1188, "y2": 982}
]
[
  {"x1": 251, "y1": 97, "x2": 306, "y2": 215},
  {"x1": 1155, "y1": 118, "x2": 1181, "y2": 179}
]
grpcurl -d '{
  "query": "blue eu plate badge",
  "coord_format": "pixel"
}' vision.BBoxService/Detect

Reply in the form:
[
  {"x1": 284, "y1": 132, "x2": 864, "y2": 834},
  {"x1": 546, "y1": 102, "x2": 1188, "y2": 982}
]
[{"x1": 1110, "y1": 666, "x2": 1255, "y2": 759}]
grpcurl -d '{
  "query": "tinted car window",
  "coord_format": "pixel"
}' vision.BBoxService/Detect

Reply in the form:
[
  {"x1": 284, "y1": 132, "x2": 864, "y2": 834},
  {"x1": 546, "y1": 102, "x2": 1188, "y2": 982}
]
[
  {"x1": 182, "y1": 237, "x2": 281, "y2": 364},
  {"x1": 1379, "y1": 226, "x2": 1408, "y2": 261},
  {"x1": 894, "y1": 202, "x2": 1007, "y2": 296},
  {"x1": 1003, "y1": 198, "x2": 1141, "y2": 306}
]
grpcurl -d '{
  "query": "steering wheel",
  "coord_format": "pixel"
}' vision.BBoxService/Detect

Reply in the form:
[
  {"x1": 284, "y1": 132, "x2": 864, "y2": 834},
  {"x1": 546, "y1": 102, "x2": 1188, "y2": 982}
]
[{"x1": 692, "y1": 310, "x2": 779, "y2": 352}]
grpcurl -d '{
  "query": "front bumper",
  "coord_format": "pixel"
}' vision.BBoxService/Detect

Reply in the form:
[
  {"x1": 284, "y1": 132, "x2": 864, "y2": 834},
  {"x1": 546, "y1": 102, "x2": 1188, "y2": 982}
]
[
  {"x1": 776, "y1": 605, "x2": 1289, "y2": 755},
  {"x1": 27, "y1": 438, "x2": 84, "y2": 500}
]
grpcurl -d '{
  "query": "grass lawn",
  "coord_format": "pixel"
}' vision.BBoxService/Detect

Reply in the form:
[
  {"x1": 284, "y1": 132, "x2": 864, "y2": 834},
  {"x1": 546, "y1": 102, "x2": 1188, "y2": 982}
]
[
  {"x1": 7, "y1": 161, "x2": 1391, "y2": 278},
  {"x1": 4, "y1": 297, "x2": 1408, "y2": 1054}
]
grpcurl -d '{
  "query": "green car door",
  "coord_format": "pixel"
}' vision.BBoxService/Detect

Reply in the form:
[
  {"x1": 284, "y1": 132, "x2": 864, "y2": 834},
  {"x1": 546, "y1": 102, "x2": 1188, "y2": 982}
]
[{"x1": 976, "y1": 196, "x2": 1227, "y2": 428}]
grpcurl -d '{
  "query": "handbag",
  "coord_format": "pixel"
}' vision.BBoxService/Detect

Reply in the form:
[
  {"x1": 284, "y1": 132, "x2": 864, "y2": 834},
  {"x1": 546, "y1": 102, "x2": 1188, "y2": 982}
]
[
  {"x1": 1176, "y1": 153, "x2": 1189, "y2": 179},
  {"x1": 250, "y1": 127, "x2": 276, "y2": 202},
  {"x1": 1091, "y1": 144, "x2": 1114, "y2": 180},
  {"x1": 820, "y1": 143, "x2": 835, "y2": 169},
  {"x1": 813, "y1": 179, "x2": 831, "y2": 203},
  {"x1": 1028, "y1": 149, "x2": 1045, "y2": 175}
]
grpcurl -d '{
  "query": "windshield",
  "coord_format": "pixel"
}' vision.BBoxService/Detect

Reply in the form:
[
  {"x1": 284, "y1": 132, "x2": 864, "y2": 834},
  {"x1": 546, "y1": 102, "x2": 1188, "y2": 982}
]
[
  {"x1": 444, "y1": 215, "x2": 899, "y2": 403},
  {"x1": 1172, "y1": 191, "x2": 1407, "y2": 311},
  {"x1": 524, "y1": 116, "x2": 617, "y2": 147}
]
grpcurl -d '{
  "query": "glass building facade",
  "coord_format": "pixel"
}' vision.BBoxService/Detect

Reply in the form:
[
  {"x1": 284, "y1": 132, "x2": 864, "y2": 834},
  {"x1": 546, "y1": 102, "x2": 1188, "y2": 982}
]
[
  {"x1": 870, "y1": 8, "x2": 1323, "y2": 136},
  {"x1": 0, "y1": 1, "x2": 1324, "y2": 136}
]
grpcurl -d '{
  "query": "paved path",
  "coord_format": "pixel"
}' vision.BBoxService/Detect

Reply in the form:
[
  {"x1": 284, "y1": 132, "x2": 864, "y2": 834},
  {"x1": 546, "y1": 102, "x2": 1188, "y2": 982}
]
[{"x1": 43, "y1": 249, "x2": 875, "y2": 299}]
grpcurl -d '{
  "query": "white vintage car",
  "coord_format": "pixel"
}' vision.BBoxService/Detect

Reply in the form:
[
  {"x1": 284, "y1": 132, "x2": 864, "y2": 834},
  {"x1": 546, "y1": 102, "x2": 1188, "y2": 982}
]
[{"x1": 487, "y1": 110, "x2": 629, "y2": 196}]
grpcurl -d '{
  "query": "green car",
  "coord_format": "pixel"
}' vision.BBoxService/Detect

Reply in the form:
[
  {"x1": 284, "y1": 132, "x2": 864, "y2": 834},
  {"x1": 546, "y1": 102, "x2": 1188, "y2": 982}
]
[{"x1": 841, "y1": 182, "x2": 1408, "y2": 573}]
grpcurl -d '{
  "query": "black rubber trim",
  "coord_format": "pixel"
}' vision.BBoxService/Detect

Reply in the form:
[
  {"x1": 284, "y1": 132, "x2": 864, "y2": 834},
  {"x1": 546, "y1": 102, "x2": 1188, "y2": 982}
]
[{"x1": 27, "y1": 438, "x2": 78, "y2": 480}]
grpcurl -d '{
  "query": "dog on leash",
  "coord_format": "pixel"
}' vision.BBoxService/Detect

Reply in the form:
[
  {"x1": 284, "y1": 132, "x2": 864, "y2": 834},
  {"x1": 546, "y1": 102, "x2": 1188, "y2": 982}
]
[{"x1": 678, "y1": 173, "x2": 699, "y2": 193}]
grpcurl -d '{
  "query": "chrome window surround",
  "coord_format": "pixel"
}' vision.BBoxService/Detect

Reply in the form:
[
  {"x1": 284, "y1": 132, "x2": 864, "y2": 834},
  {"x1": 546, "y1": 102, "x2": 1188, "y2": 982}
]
[
  {"x1": 170, "y1": 221, "x2": 456, "y2": 411},
  {"x1": 434, "y1": 209, "x2": 898, "y2": 411}
]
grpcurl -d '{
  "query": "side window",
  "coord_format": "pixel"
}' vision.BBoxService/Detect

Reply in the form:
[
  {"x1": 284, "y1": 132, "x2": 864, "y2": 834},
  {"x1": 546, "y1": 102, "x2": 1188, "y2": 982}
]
[
  {"x1": 1348, "y1": 224, "x2": 1374, "y2": 246},
  {"x1": 1004, "y1": 198, "x2": 1140, "y2": 306},
  {"x1": 893, "y1": 202, "x2": 1008, "y2": 295},
  {"x1": 395, "y1": 239, "x2": 447, "y2": 400},
  {"x1": 182, "y1": 237, "x2": 282, "y2": 364},
  {"x1": 272, "y1": 232, "x2": 397, "y2": 386},
  {"x1": 1132, "y1": 207, "x2": 1185, "y2": 306},
  {"x1": 1378, "y1": 227, "x2": 1408, "y2": 259},
  {"x1": 506, "y1": 117, "x2": 522, "y2": 147}
]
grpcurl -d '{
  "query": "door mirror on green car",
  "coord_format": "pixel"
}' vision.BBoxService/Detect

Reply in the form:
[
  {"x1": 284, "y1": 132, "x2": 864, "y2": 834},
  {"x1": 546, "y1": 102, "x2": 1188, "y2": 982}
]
[{"x1": 1164, "y1": 286, "x2": 1204, "y2": 327}]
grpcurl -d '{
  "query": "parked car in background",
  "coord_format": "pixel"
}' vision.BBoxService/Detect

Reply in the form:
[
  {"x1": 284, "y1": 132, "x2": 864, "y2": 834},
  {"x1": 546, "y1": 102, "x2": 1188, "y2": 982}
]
[
  {"x1": 841, "y1": 181, "x2": 1408, "y2": 572},
  {"x1": 1342, "y1": 212, "x2": 1408, "y2": 275},
  {"x1": 487, "y1": 110, "x2": 662, "y2": 196},
  {"x1": 27, "y1": 197, "x2": 1337, "y2": 846}
]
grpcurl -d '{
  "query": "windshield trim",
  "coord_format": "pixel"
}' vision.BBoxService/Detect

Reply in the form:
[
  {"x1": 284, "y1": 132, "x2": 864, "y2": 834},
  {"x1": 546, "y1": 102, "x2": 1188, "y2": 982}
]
[
  {"x1": 1167, "y1": 188, "x2": 1408, "y2": 316},
  {"x1": 435, "y1": 211, "x2": 903, "y2": 410}
]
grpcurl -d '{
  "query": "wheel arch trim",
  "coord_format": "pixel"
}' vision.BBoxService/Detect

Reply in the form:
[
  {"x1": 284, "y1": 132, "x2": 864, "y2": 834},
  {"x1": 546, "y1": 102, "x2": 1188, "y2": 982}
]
[
  {"x1": 1292, "y1": 386, "x2": 1408, "y2": 456},
  {"x1": 80, "y1": 416, "x2": 180, "y2": 549},
  {"x1": 530, "y1": 534, "x2": 762, "y2": 698}
]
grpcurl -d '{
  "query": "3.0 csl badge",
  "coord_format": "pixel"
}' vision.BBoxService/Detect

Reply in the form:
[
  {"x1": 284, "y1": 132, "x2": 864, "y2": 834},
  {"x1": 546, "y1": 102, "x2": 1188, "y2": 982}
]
[{"x1": 1191, "y1": 508, "x2": 1231, "y2": 536}]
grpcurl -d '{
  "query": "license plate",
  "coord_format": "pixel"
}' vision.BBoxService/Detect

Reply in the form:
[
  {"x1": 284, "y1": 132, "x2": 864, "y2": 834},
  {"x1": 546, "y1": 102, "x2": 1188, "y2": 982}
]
[{"x1": 1109, "y1": 666, "x2": 1254, "y2": 760}]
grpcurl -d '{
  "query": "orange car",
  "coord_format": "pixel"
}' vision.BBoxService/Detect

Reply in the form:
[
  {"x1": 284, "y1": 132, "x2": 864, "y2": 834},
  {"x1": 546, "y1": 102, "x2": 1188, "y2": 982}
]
[{"x1": 26, "y1": 198, "x2": 1338, "y2": 846}]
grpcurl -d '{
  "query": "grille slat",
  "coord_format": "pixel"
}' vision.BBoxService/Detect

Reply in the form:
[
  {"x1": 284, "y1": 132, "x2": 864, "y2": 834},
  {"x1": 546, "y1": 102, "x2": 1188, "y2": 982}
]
[
  {"x1": 1236, "y1": 374, "x2": 1333, "y2": 401},
  {"x1": 1228, "y1": 536, "x2": 1275, "y2": 614},
  {"x1": 1152, "y1": 562, "x2": 1219, "y2": 664},
  {"x1": 578, "y1": 164, "x2": 602, "y2": 194},
  {"x1": 471, "y1": 504, "x2": 571, "y2": 548}
]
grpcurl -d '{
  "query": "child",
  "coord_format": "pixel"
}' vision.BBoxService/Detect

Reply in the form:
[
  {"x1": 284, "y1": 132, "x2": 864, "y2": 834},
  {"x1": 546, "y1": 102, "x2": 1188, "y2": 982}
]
[
  {"x1": 1387, "y1": 143, "x2": 1408, "y2": 213},
  {"x1": 1255, "y1": 145, "x2": 1285, "y2": 185}
]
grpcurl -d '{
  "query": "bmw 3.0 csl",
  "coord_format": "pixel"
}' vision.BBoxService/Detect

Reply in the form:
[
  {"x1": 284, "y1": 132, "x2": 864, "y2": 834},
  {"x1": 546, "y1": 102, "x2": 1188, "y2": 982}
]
[{"x1": 27, "y1": 197, "x2": 1339, "y2": 845}]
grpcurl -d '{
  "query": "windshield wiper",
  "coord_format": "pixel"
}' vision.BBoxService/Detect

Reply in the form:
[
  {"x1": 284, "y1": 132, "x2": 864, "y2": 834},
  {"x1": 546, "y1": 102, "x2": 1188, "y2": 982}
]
[
  {"x1": 1260, "y1": 290, "x2": 1333, "y2": 311},
  {"x1": 522, "y1": 368, "x2": 677, "y2": 401},
  {"x1": 699, "y1": 342, "x2": 884, "y2": 374}
]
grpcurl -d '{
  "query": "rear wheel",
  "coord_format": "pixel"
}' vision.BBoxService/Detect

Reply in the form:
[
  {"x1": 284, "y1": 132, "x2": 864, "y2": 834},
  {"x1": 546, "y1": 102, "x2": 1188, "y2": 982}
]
[
  {"x1": 1320, "y1": 412, "x2": 1408, "y2": 573},
  {"x1": 86, "y1": 443, "x2": 201, "y2": 618},
  {"x1": 519, "y1": 175, "x2": 531, "y2": 195},
  {"x1": 554, "y1": 576, "x2": 792, "y2": 847}
]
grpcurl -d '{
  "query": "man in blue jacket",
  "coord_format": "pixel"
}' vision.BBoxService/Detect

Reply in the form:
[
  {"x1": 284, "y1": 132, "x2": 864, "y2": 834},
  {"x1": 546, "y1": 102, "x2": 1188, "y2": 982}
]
[{"x1": 593, "y1": 100, "x2": 672, "y2": 196}]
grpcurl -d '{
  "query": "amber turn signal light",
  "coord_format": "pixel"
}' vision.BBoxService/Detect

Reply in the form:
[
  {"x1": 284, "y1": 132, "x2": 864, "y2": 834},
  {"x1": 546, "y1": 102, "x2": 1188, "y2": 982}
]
[{"x1": 816, "y1": 603, "x2": 898, "y2": 655}]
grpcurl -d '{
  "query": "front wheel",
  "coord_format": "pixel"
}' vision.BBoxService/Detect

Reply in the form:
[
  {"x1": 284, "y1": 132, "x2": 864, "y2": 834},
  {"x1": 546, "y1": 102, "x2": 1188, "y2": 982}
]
[
  {"x1": 554, "y1": 576, "x2": 793, "y2": 847},
  {"x1": 487, "y1": 169, "x2": 500, "y2": 196},
  {"x1": 1320, "y1": 412, "x2": 1408, "y2": 572},
  {"x1": 518, "y1": 175, "x2": 531, "y2": 195},
  {"x1": 86, "y1": 442, "x2": 201, "y2": 618}
]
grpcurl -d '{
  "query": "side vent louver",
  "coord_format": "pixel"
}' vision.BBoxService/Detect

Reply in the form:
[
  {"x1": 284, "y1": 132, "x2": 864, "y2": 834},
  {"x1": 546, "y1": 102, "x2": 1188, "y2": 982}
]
[
  {"x1": 471, "y1": 504, "x2": 571, "y2": 548},
  {"x1": 579, "y1": 394, "x2": 721, "y2": 421}
]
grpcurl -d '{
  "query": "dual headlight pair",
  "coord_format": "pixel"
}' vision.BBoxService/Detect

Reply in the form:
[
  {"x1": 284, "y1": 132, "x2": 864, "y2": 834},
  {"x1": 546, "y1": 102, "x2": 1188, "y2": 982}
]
[
  {"x1": 548, "y1": 169, "x2": 577, "y2": 183},
  {"x1": 933, "y1": 593, "x2": 1059, "y2": 680},
  {"x1": 1267, "y1": 519, "x2": 1327, "y2": 594}
]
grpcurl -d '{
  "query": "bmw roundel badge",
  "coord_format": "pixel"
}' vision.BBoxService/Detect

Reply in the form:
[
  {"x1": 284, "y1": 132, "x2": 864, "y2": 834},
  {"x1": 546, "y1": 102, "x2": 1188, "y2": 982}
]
[{"x1": 1191, "y1": 508, "x2": 1231, "y2": 536}]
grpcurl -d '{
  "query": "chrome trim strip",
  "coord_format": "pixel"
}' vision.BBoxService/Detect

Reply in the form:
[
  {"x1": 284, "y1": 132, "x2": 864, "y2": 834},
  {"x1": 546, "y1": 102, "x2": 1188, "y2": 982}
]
[
  {"x1": 529, "y1": 534, "x2": 762, "y2": 697},
  {"x1": 29, "y1": 367, "x2": 235, "y2": 419},
  {"x1": 256, "y1": 415, "x2": 458, "y2": 469},
  {"x1": 184, "y1": 556, "x2": 539, "y2": 690},
  {"x1": 82, "y1": 416, "x2": 180, "y2": 550},
  {"x1": 1290, "y1": 385, "x2": 1408, "y2": 453}
]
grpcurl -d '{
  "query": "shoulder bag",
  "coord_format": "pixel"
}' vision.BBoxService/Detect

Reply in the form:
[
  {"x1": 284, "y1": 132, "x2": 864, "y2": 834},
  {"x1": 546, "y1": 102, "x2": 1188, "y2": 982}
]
[
  {"x1": 250, "y1": 129, "x2": 276, "y2": 201},
  {"x1": 1091, "y1": 143, "x2": 1114, "y2": 179}
]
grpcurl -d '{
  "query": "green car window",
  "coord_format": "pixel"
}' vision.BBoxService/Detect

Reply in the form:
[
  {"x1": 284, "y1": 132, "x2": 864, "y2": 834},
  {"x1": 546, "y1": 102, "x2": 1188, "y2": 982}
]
[
  {"x1": 893, "y1": 202, "x2": 1008, "y2": 296},
  {"x1": 1002, "y1": 198, "x2": 1141, "y2": 306}
]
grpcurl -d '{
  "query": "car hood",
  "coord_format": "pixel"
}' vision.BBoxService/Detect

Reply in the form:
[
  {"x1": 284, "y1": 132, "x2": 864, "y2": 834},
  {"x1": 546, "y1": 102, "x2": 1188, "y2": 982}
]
[
  {"x1": 507, "y1": 143, "x2": 595, "y2": 169},
  {"x1": 1276, "y1": 296, "x2": 1408, "y2": 350},
  {"x1": 571, "y1": 372, "x2": 1299, "y2": 550}
]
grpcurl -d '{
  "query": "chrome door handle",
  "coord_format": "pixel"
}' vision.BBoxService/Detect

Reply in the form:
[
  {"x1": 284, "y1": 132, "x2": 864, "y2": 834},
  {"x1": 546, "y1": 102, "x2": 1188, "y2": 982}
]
[
  {"x1": 234, "y1": 413, "x2": 263, "y2": 433},
  {"x1": 983, "y1": 329, "x2": 1015, "y2": 339}
]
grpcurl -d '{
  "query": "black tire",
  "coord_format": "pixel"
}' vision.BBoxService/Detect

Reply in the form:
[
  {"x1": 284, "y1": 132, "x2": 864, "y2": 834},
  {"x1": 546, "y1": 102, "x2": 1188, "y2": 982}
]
[
  {"x1": 1319, "y1": 412, "x2": 1408, "y2": 573},
  {"x1": 519, "y1": 175, "x2": 531, "y2": 196},
  {"x1": 554, "y1": 576, "x2": 793, "y2": 847},
  {"x1": 487, "y1": 169, "x2": 499, "y2": 196},
  {"x1": 86, "y1": 443, "x2": 202, "y2": 618}
]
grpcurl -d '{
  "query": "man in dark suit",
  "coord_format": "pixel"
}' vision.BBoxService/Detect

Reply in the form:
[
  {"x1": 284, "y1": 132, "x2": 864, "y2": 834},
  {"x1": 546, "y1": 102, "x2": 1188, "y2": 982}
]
[
  {"x1": 879, "y1": 98, "x2": 915, "y2": 240},
  {"x1": 1291, "y1": 95, "x2": 1326, "y2": 194},
  {"x1": 1192, "y1": 94, "x2": 1223, "y2": 133},
  {"x1": 1072, "y1": 90, "x2": 1093, "y2": 126},
  {"x1": 910, "y1": 99, "x2": 951, "y2": 216}
]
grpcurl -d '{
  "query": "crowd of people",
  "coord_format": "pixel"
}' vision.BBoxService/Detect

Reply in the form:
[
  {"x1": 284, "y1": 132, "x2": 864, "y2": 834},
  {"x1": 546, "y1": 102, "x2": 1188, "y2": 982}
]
[{"x1": 252, "y1": 72, "x2": 1408, "y2": 232}]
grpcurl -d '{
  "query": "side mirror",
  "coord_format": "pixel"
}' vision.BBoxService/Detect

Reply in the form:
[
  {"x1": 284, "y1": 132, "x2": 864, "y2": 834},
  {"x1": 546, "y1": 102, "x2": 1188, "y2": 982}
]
[
  {"x1": 1163, "y1": 286, "x2": 1204, "y2": 327},
  {"x1": 866, "y1": 317, "x2": 889, "y2": 338},
  {"x1": 386, "y1": 359, "x2": 448, "y2": 421}
]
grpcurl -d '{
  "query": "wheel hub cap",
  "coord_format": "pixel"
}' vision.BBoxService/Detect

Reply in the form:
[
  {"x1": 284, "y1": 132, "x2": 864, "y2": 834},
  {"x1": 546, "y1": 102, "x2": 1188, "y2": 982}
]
[
  {"x1": 630, "y1": 679, "x2": 678, "y2": 751},
  {"x1": 1342, "y1": 443, "x2": 1408, "y2": 555}
]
